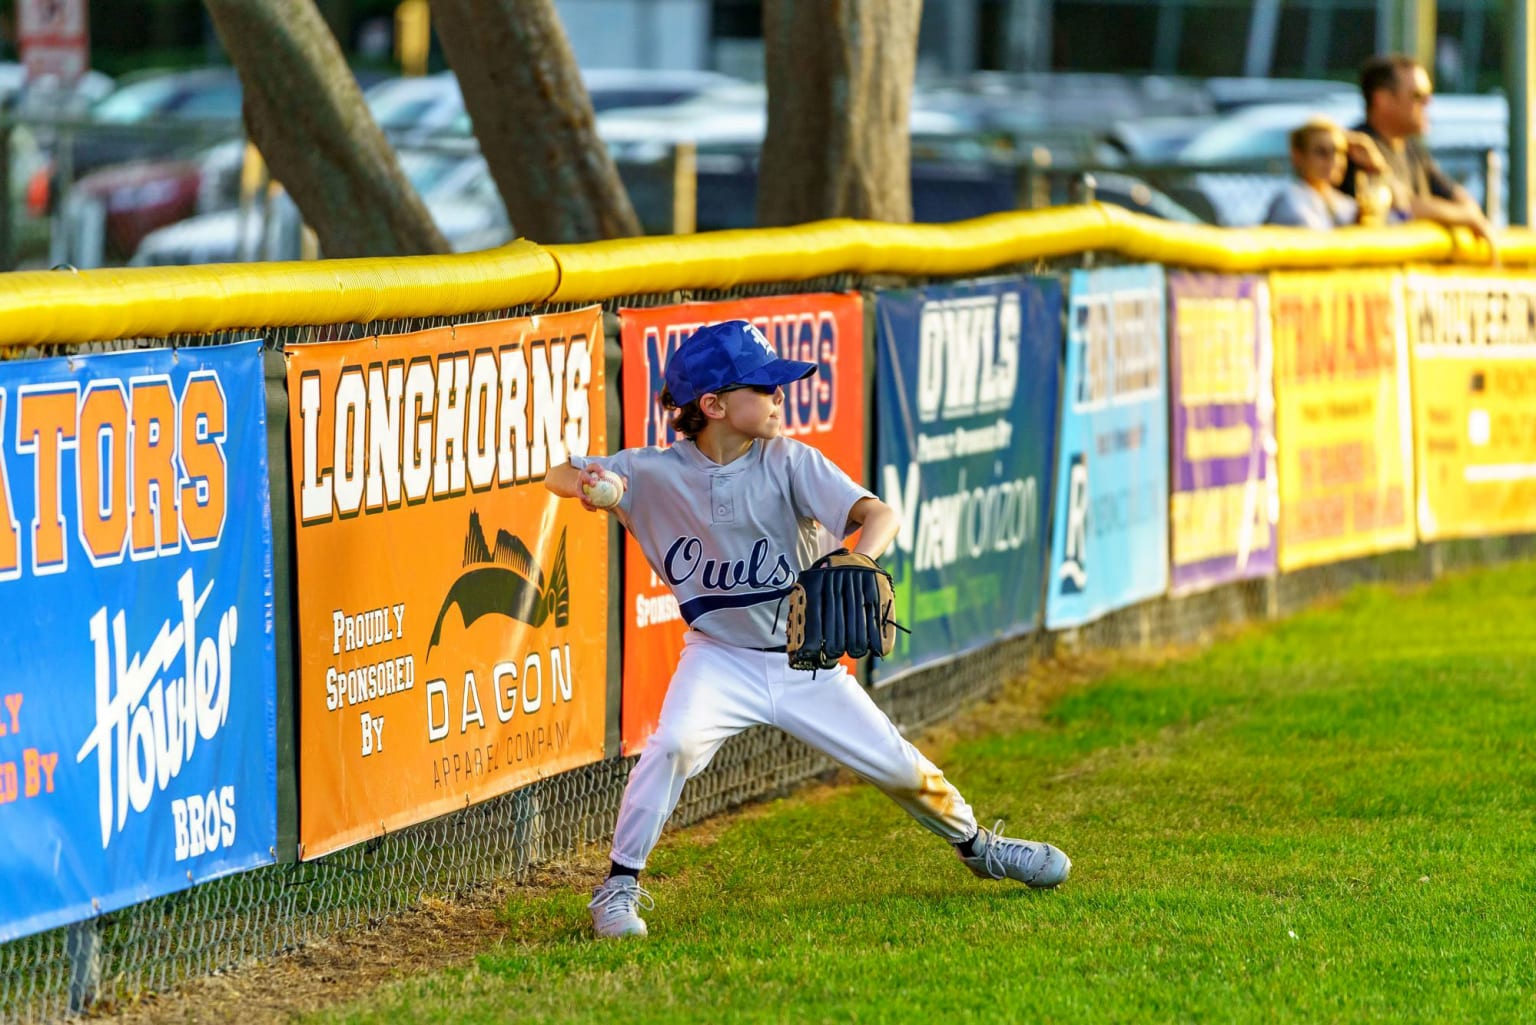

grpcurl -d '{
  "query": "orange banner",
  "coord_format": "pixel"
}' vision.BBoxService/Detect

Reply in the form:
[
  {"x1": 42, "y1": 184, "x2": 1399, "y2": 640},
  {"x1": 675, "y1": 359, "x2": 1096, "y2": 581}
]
[
  {"x1": 288, "y1": 310, "x2": 608, "y2": 859},
  {"x1": 617, "y1": 295, "x2": 866, "y2": 754},
  {"x1": 1406, "y1": 269, "x2": 1536, "y2": 539},
  {"x1": 1270, "y1": 272, "x2": 1415, "y2": 571}
]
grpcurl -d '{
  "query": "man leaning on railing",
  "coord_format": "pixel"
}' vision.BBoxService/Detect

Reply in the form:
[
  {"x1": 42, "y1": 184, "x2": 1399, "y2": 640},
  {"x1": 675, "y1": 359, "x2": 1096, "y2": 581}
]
[{"x1": 1340, "y1": 53, "x2": 1497, "y2": 254}]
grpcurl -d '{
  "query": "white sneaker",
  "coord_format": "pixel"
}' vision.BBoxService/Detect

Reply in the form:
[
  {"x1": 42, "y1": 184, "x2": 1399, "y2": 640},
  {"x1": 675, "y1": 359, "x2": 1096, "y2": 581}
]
[
  {"x1": 959, "y1": 821, "x2": 1071, "y2": 888},
  {"x1": 588, "y1": 876, "x2": 654, "y2": 938}
]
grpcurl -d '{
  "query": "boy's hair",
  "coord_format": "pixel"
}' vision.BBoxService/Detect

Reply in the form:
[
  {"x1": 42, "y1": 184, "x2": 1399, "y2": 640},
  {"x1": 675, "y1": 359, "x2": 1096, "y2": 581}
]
[{"x1": 660, "y1": 385, "x2": 708, "y2": 440}]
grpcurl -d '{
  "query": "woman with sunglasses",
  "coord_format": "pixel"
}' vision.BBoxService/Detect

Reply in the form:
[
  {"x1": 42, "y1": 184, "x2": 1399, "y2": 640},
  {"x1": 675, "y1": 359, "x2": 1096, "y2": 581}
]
[{"x1": 1264, "y1": 117, "x2": 1365, "y2": 229}]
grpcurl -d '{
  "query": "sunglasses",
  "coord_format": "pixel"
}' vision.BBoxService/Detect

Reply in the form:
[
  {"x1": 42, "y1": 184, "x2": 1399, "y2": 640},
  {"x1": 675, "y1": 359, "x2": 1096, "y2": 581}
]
[
  {"x1": 1308, "y1": 144, "x2": 1340, "y2": 157},
  {"x1": 715, "y1": 383, "x2": 779, "y2": 396}
]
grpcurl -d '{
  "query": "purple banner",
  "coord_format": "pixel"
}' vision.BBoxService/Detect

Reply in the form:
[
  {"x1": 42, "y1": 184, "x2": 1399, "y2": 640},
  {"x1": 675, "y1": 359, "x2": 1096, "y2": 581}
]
[{"x1": 1167, "y1": 272, "x2": 1277, "y2": 593}]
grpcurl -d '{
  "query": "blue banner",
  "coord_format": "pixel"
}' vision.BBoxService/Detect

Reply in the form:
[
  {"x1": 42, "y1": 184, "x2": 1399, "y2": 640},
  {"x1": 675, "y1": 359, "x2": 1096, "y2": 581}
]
[
  {"x1": 1046, "y1": 265, "x2": 1170, "y2": 629},
  {"x1": 0, "y1": 342, "x2": 277, "y2": 943},
  {"x1": 873, "y1": 276, "x2": 1061, "y2": 683}
]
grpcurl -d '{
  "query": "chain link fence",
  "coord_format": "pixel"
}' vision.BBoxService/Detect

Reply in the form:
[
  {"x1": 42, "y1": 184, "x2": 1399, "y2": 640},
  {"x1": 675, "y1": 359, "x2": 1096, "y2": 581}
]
[{"x1": 1, "y1": 270, "x2": 1531, "y2": 1024}]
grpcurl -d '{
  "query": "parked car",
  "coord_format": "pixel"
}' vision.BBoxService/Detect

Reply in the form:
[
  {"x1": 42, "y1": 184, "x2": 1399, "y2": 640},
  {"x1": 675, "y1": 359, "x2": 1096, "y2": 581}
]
[
  {"x1": 1103, "y1": 115, "x2": 1219, "y2": 165},
  {"x1": 918, "y1": 71, "x2": 1213, "y2": 140},
  {"x1": 56, "y1": 66, "x2": 388, "y2": 183},
  {"x1": 0, "y1": 65, "x2": 114, "y2": 117},
  {"x1": 1176, "y1": 96, "x2": 1364, "y2": 168},
  {"x1": 583, "y1": 68, "x2": 743, "y2": 112},
  {"x1": 55, "y1": 140, "x2": 247, "y2": 265},
  {"x1": 56, "y1": 154, "x2": 203, "y2": 263},
  {"x1": 1201, "y1": 77, "x2": 1357, "y2": 114},
  {"x1": 365, "y1": 72, "x2": 468, "y2": 142},
  {"x1": 129, "y1": 145, "x2": 510, "y2": 266},
  {"x1": 598, "y1": 82, "x2": 971, "y2": 161},
  {"x1": 65, "y1": 68, "x2": 243, "y2": 178},
  {"x1": 362, "y1": 67, "x2": 748, "y2": 145},
  {"x1": 59, "y1": 72, "x2": 460, "y2": 268}
]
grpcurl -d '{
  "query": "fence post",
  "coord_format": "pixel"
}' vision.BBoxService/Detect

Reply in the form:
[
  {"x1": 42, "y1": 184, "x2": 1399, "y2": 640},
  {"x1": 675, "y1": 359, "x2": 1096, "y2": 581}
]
[
  {"x1": 66, "y1": 918, "x2": 101, "y2": 1014},
  {"x1": 0, "y1": 119, "x2": 12, "y2": 272},
  {"x1": 670, "y1": 142, "x2": 696, "y2": 235},
  {"x1": 1070, "y1": 172, "x2": 1097, "y2": 205},
  {"x1": 1485, "y1": 147, "x2": 1505, "y2": 224},
  {"x1": 1015, "y1": 146, "x2": 1052, "y2": 210},
  {"x1": 1508, "y1": 0, "x2": 1534, "y2": 225},
  {"x1": 1073, "y1": 173, "x2": 1097, "y2": 267},
  {"x1": 47, "y1": 123, "x2": 75, "y2": 269}
]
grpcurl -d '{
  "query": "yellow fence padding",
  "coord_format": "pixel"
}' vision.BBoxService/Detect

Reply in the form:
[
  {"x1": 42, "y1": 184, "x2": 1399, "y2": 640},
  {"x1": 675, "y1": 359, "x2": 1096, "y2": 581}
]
[
  {"x1": 543, "y1": 206, "x2": 1114, "y2": 301},
  {"x1": 544, "y1": 221, "x2": 872, "y2": 301},
  {"x1": 1104, "y1": 206, "x2": 1467, "y2": 270},
  {"x1": 1, "y1": 205, "x2": 1533, "y2": 349},
  {"x1": 0, "y1": 241, "x2": 558, "y2": 348},
  {"x1": 1485, "y1": 226, "x2": 1536, "y2": 264}
]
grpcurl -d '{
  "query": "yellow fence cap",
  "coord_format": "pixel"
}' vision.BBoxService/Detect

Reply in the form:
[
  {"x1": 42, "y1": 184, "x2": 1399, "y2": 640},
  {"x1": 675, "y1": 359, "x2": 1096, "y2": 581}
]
[
  {"x1": 0, "y1": 240, "x2": 558, "y2": 348},
  {"x1": 544, "y1": 208, "x2": 1119, "y2": 302},
  {"x1": 1, "y1": 208, "x2": 1532, "y2": 349}
]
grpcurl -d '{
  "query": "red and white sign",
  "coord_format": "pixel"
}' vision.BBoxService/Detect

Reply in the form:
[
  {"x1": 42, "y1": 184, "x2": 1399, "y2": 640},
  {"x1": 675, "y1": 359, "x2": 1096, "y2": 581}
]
[{"x1": 18, "y1": 0, "x2": 89, "y2": 87}]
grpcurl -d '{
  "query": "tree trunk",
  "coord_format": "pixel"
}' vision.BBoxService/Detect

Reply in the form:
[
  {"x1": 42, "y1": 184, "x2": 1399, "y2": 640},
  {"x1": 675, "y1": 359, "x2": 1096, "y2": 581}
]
[
  {"x1": 202, "y1": 0, "x2": 448, "y2": 258},
  {"x1": 430, "y1": 0, "x2": 641, "y2": 244},
  {"x1": 758, "y1": 0, "x2": 922, "y2": 226}
]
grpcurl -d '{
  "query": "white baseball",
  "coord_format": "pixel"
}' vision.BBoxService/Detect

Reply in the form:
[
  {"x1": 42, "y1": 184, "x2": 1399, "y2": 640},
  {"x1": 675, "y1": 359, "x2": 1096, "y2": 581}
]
[{"x1": 583, "y1": 469, "x2": 625, "y2": 509}]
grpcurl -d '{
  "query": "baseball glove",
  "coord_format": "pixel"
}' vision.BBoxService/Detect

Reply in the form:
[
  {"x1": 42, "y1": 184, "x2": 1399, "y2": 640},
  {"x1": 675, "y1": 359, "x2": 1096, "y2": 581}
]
[{"x1": 783, "y1": 549, "x2": 905, "y2": 672}]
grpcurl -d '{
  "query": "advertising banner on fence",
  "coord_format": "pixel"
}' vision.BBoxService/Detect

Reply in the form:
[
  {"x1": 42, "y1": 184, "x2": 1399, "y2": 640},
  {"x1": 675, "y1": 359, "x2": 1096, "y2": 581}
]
[
  {"x1": 1270, "y1": 272, "x2": 1414, "y2": 570},
  {"x1": 617, "y1": 295, "x2": 864, "y2": 751},
  {"x1": 1406, "y1": 270, "x2": 1536, "y2": 539},
  {"x1": 1046, "y1": 265, "x2": 1169, "y2": 629},
  {"x1": 289, "y1": 310, "x2": 608, "y2": 859},
  {"x1": 1167, "y1": 272, "x2": 1278, "y2": 594},
  {"x1": 873, "y1": 277, "x2": 1060, "y2": 682},
  {"x1": 0, "y1": 342, "x2": 276, "y2": 943}
]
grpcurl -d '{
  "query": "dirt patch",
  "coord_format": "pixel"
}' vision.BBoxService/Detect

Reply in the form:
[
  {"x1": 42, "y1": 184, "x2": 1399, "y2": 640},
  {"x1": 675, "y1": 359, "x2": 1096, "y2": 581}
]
[
  {"x1": 89, "y1": 861, "x2": 600, "y2": 1025},
  {"x1": 85, "y1": 644, "x2": 1213, "y2": 1024},
  {"x1": 93, "y1": 893, "x2": 501, "y2": 1024}
]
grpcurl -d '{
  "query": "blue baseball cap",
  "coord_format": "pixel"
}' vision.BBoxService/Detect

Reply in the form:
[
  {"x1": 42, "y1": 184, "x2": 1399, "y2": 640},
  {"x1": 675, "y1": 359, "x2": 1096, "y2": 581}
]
[{"x1": 664, "y1": 320, "x2": 817, "y2": 405}]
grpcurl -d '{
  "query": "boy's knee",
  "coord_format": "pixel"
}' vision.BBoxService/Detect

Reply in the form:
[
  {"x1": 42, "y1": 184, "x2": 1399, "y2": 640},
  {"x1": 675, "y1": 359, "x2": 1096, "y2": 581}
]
[{"x1": 646, "y1": 732, "x2": 703, "y2": 775}]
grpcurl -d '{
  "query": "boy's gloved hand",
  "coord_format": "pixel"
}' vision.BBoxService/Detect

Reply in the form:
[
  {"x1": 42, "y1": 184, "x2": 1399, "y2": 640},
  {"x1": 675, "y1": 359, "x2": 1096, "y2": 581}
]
[{"x1": 784, "y1": 549, "x2": 904, "y2": 672}]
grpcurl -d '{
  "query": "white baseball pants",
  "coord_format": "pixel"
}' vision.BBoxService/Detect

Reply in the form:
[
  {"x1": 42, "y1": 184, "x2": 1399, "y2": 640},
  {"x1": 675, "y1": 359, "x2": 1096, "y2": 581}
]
[{"x1": 610, "y1": 630, "x2": 978, "y2": 870}]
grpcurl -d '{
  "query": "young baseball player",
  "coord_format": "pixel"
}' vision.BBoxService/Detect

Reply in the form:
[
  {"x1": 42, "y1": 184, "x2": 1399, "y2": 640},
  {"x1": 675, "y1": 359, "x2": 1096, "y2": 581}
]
[{"x1": 546, "y1": 319, "x2": 1071, "y2": 939}]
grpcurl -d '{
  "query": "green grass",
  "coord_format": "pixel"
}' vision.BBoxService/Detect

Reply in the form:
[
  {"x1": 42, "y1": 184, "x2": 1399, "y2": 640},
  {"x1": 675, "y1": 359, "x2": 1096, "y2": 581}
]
[{"x1": 314, "y1": 563, "x2": 1536, "y2": 1024}]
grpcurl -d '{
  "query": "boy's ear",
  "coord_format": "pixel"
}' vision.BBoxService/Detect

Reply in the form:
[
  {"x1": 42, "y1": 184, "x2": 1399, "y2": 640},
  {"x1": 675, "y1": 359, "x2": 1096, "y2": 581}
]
[{"x1": 698, "y1": 392, "x2": 729, "y2": 421}]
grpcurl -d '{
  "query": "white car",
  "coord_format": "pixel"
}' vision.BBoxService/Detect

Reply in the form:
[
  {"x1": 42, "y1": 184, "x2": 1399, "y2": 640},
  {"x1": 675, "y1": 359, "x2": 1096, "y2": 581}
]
[
  {"x1": 129, "y1": 147, "x2": 510, "y2": 266},
  {"x1": 597, "y1": 82, "x2": 970, "y2": 161},
  {"x1": 0, "y1": 64, "x2": 114, "y2": 117},
  {"x1": 364, "y1": 72, "x2": 468, "y2": 143},
  {"x1": 361, "y1": 68, "x2": 749, "y2": 145}
]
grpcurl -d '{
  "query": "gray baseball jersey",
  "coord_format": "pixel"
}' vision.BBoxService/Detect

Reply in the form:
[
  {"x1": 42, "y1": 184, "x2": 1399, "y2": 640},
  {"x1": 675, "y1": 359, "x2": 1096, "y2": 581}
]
[{"x1": 573, "y1": 437, "x2": 873, "y2": 648}]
